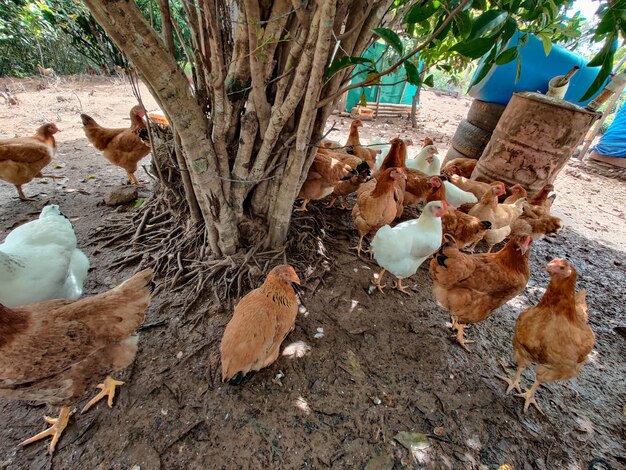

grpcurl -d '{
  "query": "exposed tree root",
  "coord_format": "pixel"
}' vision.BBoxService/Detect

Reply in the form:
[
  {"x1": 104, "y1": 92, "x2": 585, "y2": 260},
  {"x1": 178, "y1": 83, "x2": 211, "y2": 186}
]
[{"x1": 90, "y1": 189, "x2": 333, "y2": 316}]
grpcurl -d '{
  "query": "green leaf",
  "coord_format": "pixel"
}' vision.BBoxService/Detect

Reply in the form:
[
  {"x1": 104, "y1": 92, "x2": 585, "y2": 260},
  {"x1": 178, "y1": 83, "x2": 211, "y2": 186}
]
[
  {"x1": 134, "y1": 198, "x2": 145, "y2": 208},
  {"x1": 468, "y1": 11, "x2": 508, "y2": 40},
  {"x1": 360, "y1": 92, "x2": 367, "y2": 107},
  {"x1": 453, "y1": 10, "x2": 473, "y2": 40},
  {"x1": 372, "y1": 27, "x2": 403, "y2": 55},
  {"x1": 470, "y1": 62, "x2": 493, "y2": 88},
  {"x1": 515, "y1": 54, "x2": 523, "y2": 82},
  {"x1": 423, "y1": 74, "x2": 434, "y2": 87},
  {"x1": 587, "y1": 34, "x2": 617, "y2": 67},
  {"x1": 404, "y1": 1, "x2": 441, "y2": 24},
  {"x1": 324, "y1": 56, "x2": 374, "y2": 80},
  {"x1": 404, "y1": 61, "x2": 421, "y2": 85},
  {"x1": 539, "y1": 34, "x2": 552, "y2": 56},
  {"x1": 500, "y1": 18, "x2": 517, "y2": 44},
  {"x1": 495, "y1": 46, "x2": 518, "y2": 65},
  {"x1": 450, "y1": 37, "x2": 495, "y2": 59}
]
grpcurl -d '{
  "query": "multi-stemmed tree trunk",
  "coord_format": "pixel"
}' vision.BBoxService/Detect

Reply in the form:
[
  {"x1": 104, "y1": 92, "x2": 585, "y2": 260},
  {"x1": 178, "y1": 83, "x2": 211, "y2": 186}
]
[{"x1": 82, "y1": 0, "x2": 391, "y2": 257}]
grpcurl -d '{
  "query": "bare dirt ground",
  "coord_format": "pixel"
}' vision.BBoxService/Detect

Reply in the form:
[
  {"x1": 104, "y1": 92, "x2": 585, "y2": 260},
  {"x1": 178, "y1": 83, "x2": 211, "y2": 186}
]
[{"x1": 0, "y1": 77, "x2": 624, "y2": 469}]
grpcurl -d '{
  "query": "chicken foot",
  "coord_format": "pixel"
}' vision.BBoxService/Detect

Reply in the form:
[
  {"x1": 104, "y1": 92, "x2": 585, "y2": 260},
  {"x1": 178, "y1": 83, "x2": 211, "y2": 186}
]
[
  {"x1": 15, "y1": 185, "x2": 36, "y2": 201},
  {"x1": 81, "y1": 376, "x2": 125, "y2": 413},
  {"x1": 451, "y1": 317, "x2": 475, "y2": 351},
  {"x1": 391, "y1": 278, "x2": 412, "y2": 295},
  {"x1": 496, "y1": 364, "x2": 525, "y2": 394},
  {"x1": 371, "y1": 268, "x2": 387, "y2": 293},
  {"x1": 516, "y1": 379, "x2": 544, "y2": 414},
  {"x1": 126, "y1": 172, "x2": 140, "y2": 185},
  {"x1": 20, "y1": 406, "x2": 71, "y2": 454},
  {"x1": 294, "y1": 199, "x2": 310, "y2": 212}
]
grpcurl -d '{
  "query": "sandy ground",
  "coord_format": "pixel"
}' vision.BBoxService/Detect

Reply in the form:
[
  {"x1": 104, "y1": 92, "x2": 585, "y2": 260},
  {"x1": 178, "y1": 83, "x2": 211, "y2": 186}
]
[{"x1": 0, "y1": 77, "x2": 624, "y2": 469}]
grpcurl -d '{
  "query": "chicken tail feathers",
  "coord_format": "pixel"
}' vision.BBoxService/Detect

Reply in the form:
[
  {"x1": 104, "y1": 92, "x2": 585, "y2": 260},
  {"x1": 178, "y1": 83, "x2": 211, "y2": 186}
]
[
  {"x1": 227, "y1": 371, "x2": 244, "y2": 386},
  {"x1": 80, "y1": 114, "x2": 97, "y2": 127}
]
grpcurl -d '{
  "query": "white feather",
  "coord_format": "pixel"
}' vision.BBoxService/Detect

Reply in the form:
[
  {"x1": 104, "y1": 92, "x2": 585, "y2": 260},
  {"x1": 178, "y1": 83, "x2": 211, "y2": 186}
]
[
  {"x1": 443, "y1": 181, "x2": 477, "y2": 207},
  {"x1": 405, "y1": 146, "x2": 441, "y2": 175},
  {"x1": 0, "y1": 205, "x2": 90, "y2": 307},
  {"x1": 371, "y1": 201, "x2": 444, "y2": 279}
]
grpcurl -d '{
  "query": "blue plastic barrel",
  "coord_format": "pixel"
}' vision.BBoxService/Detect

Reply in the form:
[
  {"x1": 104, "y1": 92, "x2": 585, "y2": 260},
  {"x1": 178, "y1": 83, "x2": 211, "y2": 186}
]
[{"x1": 468, "y1": 31, "x2": 608, "y2": 106}]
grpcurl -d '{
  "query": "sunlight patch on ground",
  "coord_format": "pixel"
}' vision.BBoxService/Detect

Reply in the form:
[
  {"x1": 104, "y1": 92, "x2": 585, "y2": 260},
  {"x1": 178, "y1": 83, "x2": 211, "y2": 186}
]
[{"x1": 294, "y1": 396, "x2": 311, "y2": 415}]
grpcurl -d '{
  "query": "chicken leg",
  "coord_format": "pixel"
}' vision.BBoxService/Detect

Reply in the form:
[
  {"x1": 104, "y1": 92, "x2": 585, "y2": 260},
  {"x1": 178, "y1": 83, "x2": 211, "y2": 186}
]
[
  {"x1": 371, "y1": 268, "x2": 386, "y2": 293},
  {"x1": 20, "y1": 406, "x2": 71, "y2": 454},
  {"x1": 352, "y1": 235, "x2": 365, "y2": 257},
  {"x1": 451, "y1": 317, "x2": 474, "y2": 351},
  {"x1": 126, "y1": 171, "x2": 139, "y2": 185},
  {"x1": 391, "y1": 278, "x2": 411, "y2": 295},
  {"x1": 15, "y1": 185, "x2": 35, "y2": 201},
  {"x1": 294, "y1": 199, "x2": 310, "y2": 212},
  {"x1": 497, "y1": 364, "x2": 525, "y2": 394},
  {"x1": 81, "y1": 376, "x2": 125, "y2": 413},
  {"x1": 516, "y1": 379, "x2": 543, "y2": 414}
]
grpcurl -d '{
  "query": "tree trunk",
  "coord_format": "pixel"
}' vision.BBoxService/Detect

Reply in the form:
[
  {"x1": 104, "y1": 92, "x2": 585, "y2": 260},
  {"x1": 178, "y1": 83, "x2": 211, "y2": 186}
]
[{"x1": 83, "y1": 0, "x2": 392, "y2": 255}]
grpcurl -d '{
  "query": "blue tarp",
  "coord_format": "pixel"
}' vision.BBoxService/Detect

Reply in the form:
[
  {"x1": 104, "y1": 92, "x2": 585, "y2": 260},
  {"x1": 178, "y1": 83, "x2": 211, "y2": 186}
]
[
  {"x1": 469, "y1": 31, "x2": 608, "y2": 106},
  {"x1": 594, "y1": 102, "x2": 626, "y2": 158}
]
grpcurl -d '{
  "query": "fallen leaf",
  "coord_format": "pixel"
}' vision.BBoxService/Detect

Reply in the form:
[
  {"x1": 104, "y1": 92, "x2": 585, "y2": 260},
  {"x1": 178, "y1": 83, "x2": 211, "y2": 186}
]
[{"x1": 394, "y1": 432, "x2": 431, "y2": 451}]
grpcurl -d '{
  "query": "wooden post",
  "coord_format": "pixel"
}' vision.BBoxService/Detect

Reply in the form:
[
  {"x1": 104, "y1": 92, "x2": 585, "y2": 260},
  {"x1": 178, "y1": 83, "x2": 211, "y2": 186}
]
[
  {"x1": 579, "y1": 81, "x2": 626, "y2": 160},
  {"x1": 374, "y1": 85, "x2": 382, "y2": 119}
]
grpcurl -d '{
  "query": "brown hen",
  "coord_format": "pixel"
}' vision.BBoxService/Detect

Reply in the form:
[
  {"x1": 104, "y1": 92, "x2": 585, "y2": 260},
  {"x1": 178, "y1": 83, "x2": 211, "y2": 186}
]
[
  {"x1": 81, "y1": 105, "x2": 150, "y2": 184},
  {"x1": 0, "y1": 269, "x2": 153, "y2": 453},
  {"x1": 500, "y1": 259, "x2": 594, "y2": 413},
  {"x1": 0, "y1": 123, "x2": 60, "y2": 200},
  {"x1": 220, "y1": 265, "x2": 300, "y2": 384}
]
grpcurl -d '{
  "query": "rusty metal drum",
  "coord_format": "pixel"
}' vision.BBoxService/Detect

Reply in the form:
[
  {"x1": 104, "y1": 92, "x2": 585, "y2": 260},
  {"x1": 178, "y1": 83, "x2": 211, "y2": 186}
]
[{"x1": 471, "y1": 92, "x2": 598, "y2": 195}]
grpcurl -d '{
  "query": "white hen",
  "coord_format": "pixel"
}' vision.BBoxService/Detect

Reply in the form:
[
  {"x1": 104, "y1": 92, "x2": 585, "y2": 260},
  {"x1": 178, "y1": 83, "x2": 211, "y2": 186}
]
[
  {"x1": 370, "y1": 200, "x2": 446, "y2": 294},
  {"x1": 0, "y1": 205, "x2": 89, "y2": 307},
  {"x1": 406, "y1": 145, "x2": 440, "y2": 174},
  {"x1": 442, "y1": 181, "x2": 477, "y2": 208}
]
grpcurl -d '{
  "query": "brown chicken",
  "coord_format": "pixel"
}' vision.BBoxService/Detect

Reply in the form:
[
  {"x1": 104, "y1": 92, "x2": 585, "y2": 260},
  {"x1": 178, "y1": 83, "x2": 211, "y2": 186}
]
[
  {"x1": 0, "y1": 269, "x2": 153, "y2": 454},
  {"x1": 468, "y1": 182, "x2": 525, "y2": 252},
  {"x1": 503, "y1": 183, "x2": 528, "y2": 204},
  {"x1": 448, "y1": 174, "x2": 493, "y2": 199},
  {"x1": 527, "y1": 183, "x2": 554, "y2": 208},
  {"x1": 430, "y1": 232, "x2": 532, "y2": 350},
  {"x1": 441, "y1": 158, "x2": 478, "y2": 179},
  {"x1": 499, "y1": 259, "x2": 594, "y2": 413},
  {"x1": 220, "y1": 264, "x2": 300, "y2": 384},
  {"x1": 326, "y1": 161, "x2": 371, "y2": 209},
  {"x1": 345, "y1": 119, "x2": 377, "y2": 168},
  {"x1": 318, "y1": 146, "x2": 363, "y2": 169},
  {"x1": 0, "y1": 123, "x2": 60, "y2": 200},
  {"x1": 352, "y1": 167, "x2": 406, "y2": 256},
  {"x1": 296, "y1": 153, "x2": 357, "y2": 211},
  {"x1": 375, "y1": 137, "x2": 408, "y2": 177},
  {"x1": 512, "y1": 208, "x2": 563, "y2": 240},
  {"x1": 422, "y1": 137, "x2": 434, "y2": 147},
  {"x1": 81, "y1": 105, "x2": 150, "y2": 184}
]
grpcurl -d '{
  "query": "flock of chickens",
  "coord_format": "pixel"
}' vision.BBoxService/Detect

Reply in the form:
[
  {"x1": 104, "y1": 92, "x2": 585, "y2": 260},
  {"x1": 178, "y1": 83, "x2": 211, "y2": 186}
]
[{"x1": 0, "y1": 111, "x2": 595, "y2": 456}]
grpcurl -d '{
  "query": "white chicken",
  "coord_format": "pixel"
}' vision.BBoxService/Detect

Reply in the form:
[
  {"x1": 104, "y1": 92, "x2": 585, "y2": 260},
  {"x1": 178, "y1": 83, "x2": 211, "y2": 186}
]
[
  {"x1": 0, "y1": 205, "x2": 89, "y2": 307},
  {"x1": 406, "y1": 145, "x2": 440, "y2": 174},
  {"x1": 442, "y1": 180, "x2": 478, "y2": 208},
  {"x1": 370, "y1": 200, "x2": 446, "y2": 294}
]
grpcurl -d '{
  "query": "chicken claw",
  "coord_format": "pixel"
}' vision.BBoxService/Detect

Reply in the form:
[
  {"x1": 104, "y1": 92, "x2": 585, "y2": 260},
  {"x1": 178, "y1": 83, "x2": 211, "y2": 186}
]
[
  {"x1": 392, "y1": 278, "x2": 412, "y2": 295},
  {"x1": 294, "y1": 199, "x2": 310, "y2": 212},
  {"x1": 371, "y1": 268, "x2": 386, "y2": 293},
  {"x1": 516, "y1": 380, "x2": 544, "y2": 414},
  {"x1": 352, "y1": 236, "x2": 365, "y2": 257},
  {"x1": 20, "y1": 406, "x2": 71, "y2": 454},
  {"x1": 81, "y1": 376, "x2": 125, "y2": 413},
  {"x1": 497, "y1": 364, "x2": 524, "y2": 394},
  {"x1": 451, "y1": 319, "x2": 474, "y2": 351}
]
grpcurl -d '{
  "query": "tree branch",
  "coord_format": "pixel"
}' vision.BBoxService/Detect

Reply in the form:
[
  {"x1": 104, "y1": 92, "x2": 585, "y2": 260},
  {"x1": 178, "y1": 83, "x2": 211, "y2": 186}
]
[{"x1": 316, "y1": 0, "x2": 471, "y2": 108}]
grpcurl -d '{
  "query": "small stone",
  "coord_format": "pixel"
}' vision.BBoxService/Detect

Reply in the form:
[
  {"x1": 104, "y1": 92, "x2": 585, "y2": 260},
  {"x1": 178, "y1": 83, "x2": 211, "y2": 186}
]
[{"x1": 104, "y1": 185, "x2": 138, "y2": 206}]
